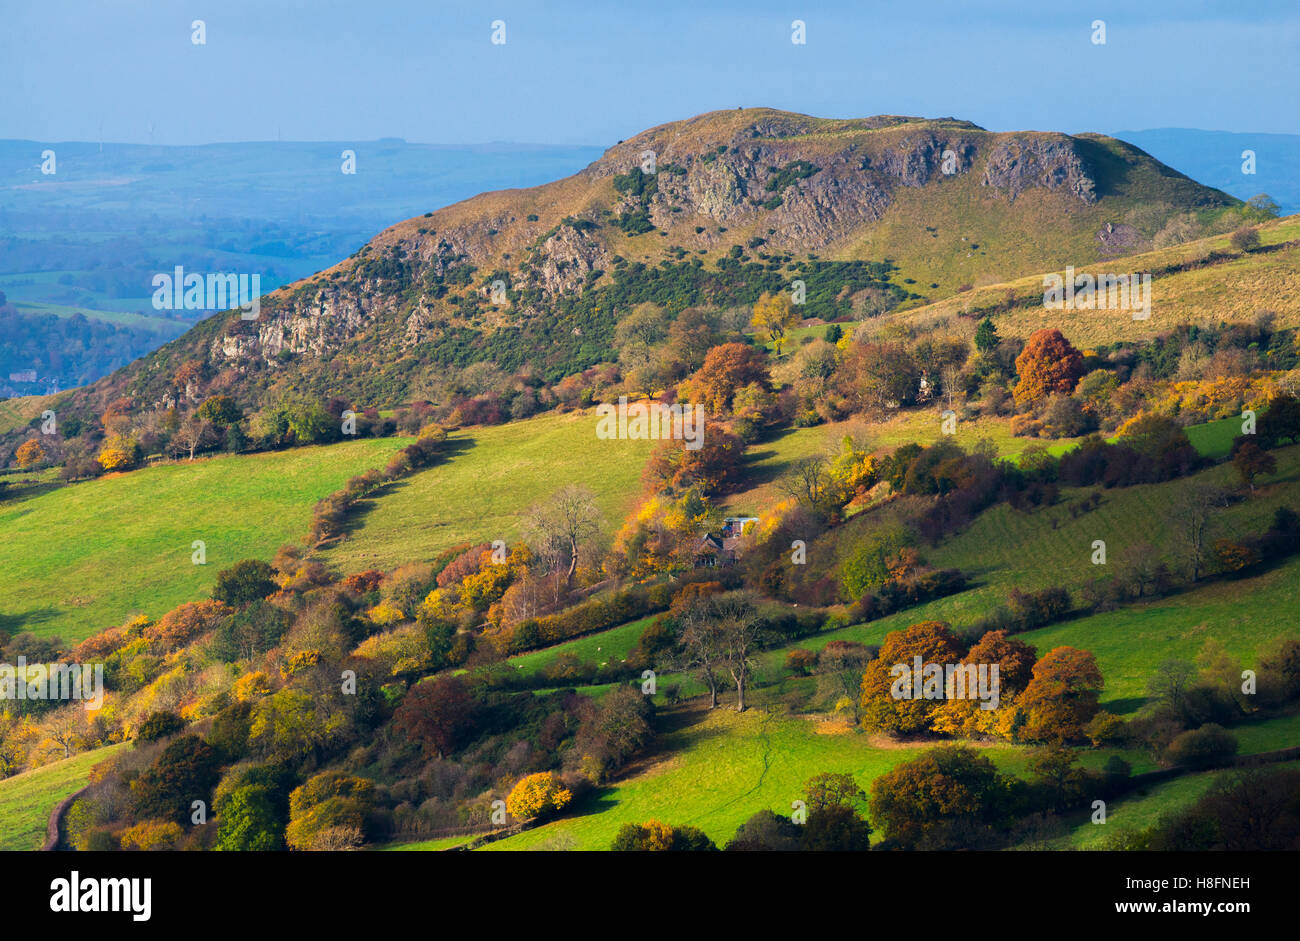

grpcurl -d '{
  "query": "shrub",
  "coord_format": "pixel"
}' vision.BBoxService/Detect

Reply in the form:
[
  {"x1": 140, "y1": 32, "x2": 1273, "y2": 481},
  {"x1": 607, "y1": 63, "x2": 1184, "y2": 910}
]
[
  {"x1": 211, "y1": 560, "x2": 279, "y2": 607},
  {"x1": 1167, "y1": 724, "x2": 1239, "y2": 769},
  {"x1": 1230, "y1": 226, "x2": 1260, "y2": 252},
  {"x1": 135, "y1": 711, "x2": 186, "y2": 742}
]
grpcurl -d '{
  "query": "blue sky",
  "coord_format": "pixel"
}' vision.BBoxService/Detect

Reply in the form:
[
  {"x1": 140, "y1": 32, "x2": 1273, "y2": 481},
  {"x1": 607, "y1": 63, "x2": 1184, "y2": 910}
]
[{"x1": 2, "y1": 0, "x2": 1296, "y2": 146}]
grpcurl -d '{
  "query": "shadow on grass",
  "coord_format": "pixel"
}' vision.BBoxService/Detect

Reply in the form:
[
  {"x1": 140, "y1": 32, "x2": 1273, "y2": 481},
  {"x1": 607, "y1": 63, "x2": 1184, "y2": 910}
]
[
  {"x1": 331, "y1": 436, "x2": 475, "y2": 542},
  {"x1": 0, "y1": 606, "x2": 62, "y2": 635}
]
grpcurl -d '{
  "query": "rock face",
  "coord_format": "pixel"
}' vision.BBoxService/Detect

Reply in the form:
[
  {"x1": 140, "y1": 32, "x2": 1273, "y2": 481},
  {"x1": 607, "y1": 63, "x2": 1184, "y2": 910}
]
[{"x1": 982, "y1": 136, "x2": 1098, "y2": 204}]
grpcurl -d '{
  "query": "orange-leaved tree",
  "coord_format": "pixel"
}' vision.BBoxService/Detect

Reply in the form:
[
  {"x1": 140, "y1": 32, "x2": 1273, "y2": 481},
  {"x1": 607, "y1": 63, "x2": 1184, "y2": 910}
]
[
  {"x1": 1013, "y1": 328, "x2": 1084, "y2": 405},
  {"x1": 859, "y1": 620, "x2": 967, "y2": 735},
  {"x1": 14, "y1": 438, "x2": 45, "y2": 468},
  {"x1": 1018, "y1": 646, "x2": 1103, "y2": 743}
]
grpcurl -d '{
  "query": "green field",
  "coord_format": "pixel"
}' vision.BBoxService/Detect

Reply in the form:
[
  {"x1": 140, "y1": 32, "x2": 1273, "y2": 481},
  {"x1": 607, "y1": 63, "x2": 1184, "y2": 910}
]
[
  {"x1": 320, "y1": 409, "x2": 656, "y2": 574},
  {"x1": 507, "y1": 614, "x2": 659, "y2": 678},
  {"x1": 724, "y1": 413, "x2": 1085, "y2": 518},
  {"x1": 396, "y1": 704, "x2": 1015, "y2": 851},
  {"x1": 1022, "y1": 757, "x2": 1300, "y2": 850},
  {"x1": 0, "y1": 743, "x2": 128, "y2": 851},
  {"x1": 0, "y1": 439, "x2": 406, "y2": 642}
]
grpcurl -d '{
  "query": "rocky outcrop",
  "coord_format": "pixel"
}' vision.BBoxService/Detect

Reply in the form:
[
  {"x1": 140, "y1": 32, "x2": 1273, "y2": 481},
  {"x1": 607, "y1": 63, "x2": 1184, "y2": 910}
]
[{"x1": 982, "y1": 135, "x2": 1098, "y2": 204}]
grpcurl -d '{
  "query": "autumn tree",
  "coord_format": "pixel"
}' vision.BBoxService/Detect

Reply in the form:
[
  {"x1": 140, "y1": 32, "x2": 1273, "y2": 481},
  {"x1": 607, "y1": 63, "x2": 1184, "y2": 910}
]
[
  {"x1": 505, "y1": 771, "x2": 573, "y2": 820},
  {"x1": 131, "y1": 734, "x2": 223, "y2": 823},
  {"x1": 197, "y1": 395, "x2": 243, "y2": 427},
  {"x1": 680, "y1": 342, "x2": 770, "y2": 414},
  {"x1": 1230, "y1": 226, "x2": 1260, "y2": 252},
  {"x1": 145, "y1": 600, "x2": 229, "y2": 651},
  {"x1": 838, "y1": 342, "x2": 919, "y2": 415},
  {"x1": 1018, "y1": 646, "x2": 1104, "y2": 743},
  {"x1": 869, "y1": 745, "x2": 1017, "y2": 849},
  {"x1": 611, "y1": 820, "x2": 717, "y2": 851},
  {"x1": 573, "y1": 684, "x2": 653, "y2": 780},
  {"x1": 859, "y1": 620, "x2": 966, "y2": 735},
  {"x1": 43, "y1": 706, "x2": 86, "y2": 760},
  {"x1": 965, "y1": 629, "x2": 1038, "y2": 696},
  {"x1": 643, "y1": 422, "x2": 744, "y2": 496},
  {"x1": 285, "y1": 770, "x2": 374, "y2": 850},
  {"x1": 1013, "y1": 328, "x2": 1085, "y2": 405},
  {"x1": 751, "y1": 291, "x2": 799, "y2": 358},
  {"x1": 392, "y1": 675, "x2": 478, "y2": 758},
  {"x1": 97, "y1": 434, "x2": 140, "y2": 472},
  {"x1": 14, "y1": 439, "x2": 45, "y2": 468},
  {"x1": 1232, "y1": 440, "x2": 1276, "y2": 493}
]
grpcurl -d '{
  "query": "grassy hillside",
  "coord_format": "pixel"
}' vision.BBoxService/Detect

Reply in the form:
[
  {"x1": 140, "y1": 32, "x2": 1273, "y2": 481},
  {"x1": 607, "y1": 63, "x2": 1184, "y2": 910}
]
[
  {"x1": 1019, "y1": 756, "x2": 1300, "y2": 851},
  {"x1": 0, "y1": 439, "x2": 405, "y2": 642},
  {"x1": 0, "y1": 743, "x2": 128, "y2": 851},
  {"x1": 320, "y1": 409, "x2": 656, "y2": 574},
  {"x1": 723, "y1": 413, "x2": 1086, "y2": 518},
  {"x1": 886, "y1": 214, "x2": 1300, "y2": 349}
]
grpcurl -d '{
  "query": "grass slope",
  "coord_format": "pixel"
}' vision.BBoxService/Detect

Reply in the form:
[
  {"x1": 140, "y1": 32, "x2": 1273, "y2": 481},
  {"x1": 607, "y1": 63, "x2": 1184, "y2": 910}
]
[
  {"x1": 320, "y1": 409, "x2": 655, "y2": 574},
  {"x1": 889, "y1": 215, "x2": 1300, "y2": 348},
  {"x1": 0, "y1": 439, "x2": 405, "y2": 642},
  {"x1": 0, "y1": 743, "x2": 128, "y2": 851}
]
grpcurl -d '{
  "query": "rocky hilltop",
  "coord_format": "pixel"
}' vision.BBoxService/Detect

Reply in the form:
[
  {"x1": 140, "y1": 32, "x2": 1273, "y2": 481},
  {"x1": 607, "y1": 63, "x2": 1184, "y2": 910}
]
[{"x1": 38, "y1": 108, "x2": 1240, "y2": 420}]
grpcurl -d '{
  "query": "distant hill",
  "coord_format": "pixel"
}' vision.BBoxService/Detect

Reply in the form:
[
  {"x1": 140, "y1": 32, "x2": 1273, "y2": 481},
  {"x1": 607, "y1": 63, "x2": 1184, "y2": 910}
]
[
  {"x1": 12, "y1": 108, "x2": 1251, "y2": 429},
  {"x1": 1112, "y1": 128, "x2": 1300, "y2": 216},
  {"x1": 0, "y1": 139, "x2": 605, "y2": 391}
]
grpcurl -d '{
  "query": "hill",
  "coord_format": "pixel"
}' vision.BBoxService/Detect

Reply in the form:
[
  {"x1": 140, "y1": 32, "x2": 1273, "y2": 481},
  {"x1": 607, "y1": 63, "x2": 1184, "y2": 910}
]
[{"x1": 16, "y1": 108, "x2": 1248, "y2": 441}]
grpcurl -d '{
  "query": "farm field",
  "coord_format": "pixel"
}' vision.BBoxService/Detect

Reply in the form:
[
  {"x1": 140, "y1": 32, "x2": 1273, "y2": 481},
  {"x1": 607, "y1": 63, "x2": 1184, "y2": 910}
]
[
  {"x1": 1021, "y1": 758, "x2": 1300, "y2": 851},
  {"x1": 0, "y1": 438, "x2": 406, "y2": 642},
  {"x1": 0, "y1": 743, "x2": 128, "y2": 851},
  {"x1": 506, "y1": 614, "x2": 659, "y2": 679},
  {"x1": 319, "y1": 409, "x2": 655, "y2": 574}
]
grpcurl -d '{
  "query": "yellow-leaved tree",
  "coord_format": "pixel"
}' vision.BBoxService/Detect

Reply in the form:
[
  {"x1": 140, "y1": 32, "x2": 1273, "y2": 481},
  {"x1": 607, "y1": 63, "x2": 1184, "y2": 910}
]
[
  {"x1": 751, "y1": 291, "x2": 799, "y2": 358},
  {"x1": 505, "y1": 771, "x2": 573, "y2": 821}
]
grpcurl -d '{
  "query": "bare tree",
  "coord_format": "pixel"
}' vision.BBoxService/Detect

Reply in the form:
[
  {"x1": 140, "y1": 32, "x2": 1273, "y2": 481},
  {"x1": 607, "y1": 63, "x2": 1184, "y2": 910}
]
[
  {"x1": 678, "y1": 601, "x2": 724, "y2": 709},
  {"x1": 173, "y1": 415, "x2": 214, "y2": 461},
  {"x1": 714, "y1": 592, "x2": 765, "y2": 712},
  {"x1": 43, "y1": 706, "x2": 84, "y2": 760},
  {"x1": 777, "y1": 455, "x2": 835, "y2": 514},
  {"x1": 1172, "y1": 484, "x2": 1229, "y2": 582},
  {"x1": 522, "y1": 485, "x2": 602, "y2": 588}
]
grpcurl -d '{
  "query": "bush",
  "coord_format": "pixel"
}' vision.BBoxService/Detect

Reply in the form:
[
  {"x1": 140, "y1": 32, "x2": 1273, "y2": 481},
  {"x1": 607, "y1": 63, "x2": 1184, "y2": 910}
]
[
  {"x1": 1167, "y1": 723, "x2": 1239, "y2": 769},
  {"x1": 611, "y1": 820, "x2": 718, "y2": 851},
  {"x1": 135, "y1": 711, "x2": 186, "y2": 742},
  {"x1": 1230, "y1": 226, "x2": 1260, "y2": 253},
  {"x1": 211, "y1": 560, "x2": 278, "y2": 607}
]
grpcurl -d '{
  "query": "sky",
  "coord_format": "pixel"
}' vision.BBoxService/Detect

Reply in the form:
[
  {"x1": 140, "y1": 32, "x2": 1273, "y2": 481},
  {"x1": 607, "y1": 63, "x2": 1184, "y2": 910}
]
[{"x1": 2, "y1": 0, "x2": 1297, "y2": 147}]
